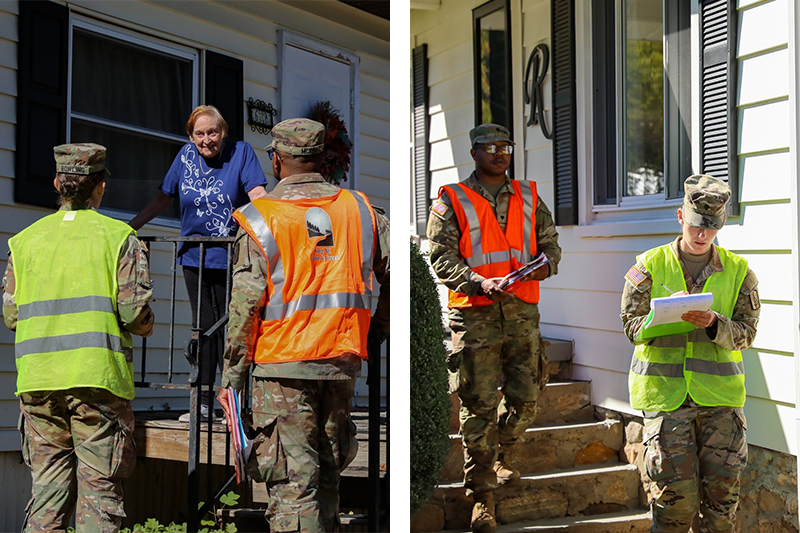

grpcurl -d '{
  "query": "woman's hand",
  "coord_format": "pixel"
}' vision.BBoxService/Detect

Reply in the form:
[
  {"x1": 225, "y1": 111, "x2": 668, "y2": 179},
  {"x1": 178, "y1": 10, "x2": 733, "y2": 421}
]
[
  {"x1": 247, "y1": 186, "x2": 267, "y2": 201},
  {"x1": 681, "y1": 309, "x2": 717, "y2": 329}
]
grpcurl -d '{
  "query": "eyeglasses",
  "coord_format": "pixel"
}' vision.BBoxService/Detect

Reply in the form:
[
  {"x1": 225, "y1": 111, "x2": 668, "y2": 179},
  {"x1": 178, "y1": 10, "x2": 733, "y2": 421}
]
[
  {"x1": 266, "y1": 147, "x2": 282, "y2": 160},
  {"x1": 478, "y1": 144, "x2": 513, "y2": 155}
]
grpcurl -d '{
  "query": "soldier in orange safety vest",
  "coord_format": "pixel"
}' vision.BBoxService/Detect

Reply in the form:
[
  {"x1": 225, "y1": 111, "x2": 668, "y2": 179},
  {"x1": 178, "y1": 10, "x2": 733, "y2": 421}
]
[
  {"x1": 427, "y1": 124, "x2": 561, "y2": 533},
  {"x1": 217, "y1": 118, "x2": 389, "y2": 533}
]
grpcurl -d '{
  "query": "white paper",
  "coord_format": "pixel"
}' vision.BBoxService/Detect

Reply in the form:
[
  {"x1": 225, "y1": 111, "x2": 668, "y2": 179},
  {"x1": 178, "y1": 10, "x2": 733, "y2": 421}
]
[{"x1": 645, "y1": 292, "x2": 714, "y2": 328}]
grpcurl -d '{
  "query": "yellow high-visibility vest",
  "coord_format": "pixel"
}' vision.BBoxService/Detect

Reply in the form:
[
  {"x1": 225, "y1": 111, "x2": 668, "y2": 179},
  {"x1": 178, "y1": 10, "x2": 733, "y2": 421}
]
[
  {"x1": 9, "y1": 209, "x2": 136, "y2": 399},
  {"x1": 628, "y1": 243, "x2": 748, "y2": 410}
]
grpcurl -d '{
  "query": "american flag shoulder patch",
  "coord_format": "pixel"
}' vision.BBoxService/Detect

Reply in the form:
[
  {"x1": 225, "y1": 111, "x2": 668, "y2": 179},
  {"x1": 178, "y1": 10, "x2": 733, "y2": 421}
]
[
  {"x1": 431, "y1": 200, "x2": 449, "y2": 218},
  {"x1": 625, "y1": 265, "x2": 646, "y2": 287}
]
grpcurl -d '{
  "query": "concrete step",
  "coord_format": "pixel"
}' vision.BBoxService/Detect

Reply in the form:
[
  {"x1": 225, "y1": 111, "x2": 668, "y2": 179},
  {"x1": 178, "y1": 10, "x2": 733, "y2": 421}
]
[
  {"x1": 433, "y1": 508, "x2": 652, "y2": 532},
  {"x1": 449, "y1": 380, "x2": 594, "y2": 433},
  {"x1": 440, "y1": 418, "x2": 623, "y2": 482},
  {"x1": 428, "y1": 463, "x2": 642, "y2": 531}
]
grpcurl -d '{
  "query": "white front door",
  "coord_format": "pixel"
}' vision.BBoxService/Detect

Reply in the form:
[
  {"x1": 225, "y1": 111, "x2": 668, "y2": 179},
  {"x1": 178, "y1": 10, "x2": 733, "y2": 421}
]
[{"x1": 280, "y1": 35, "x2": 358, "y2": 189}]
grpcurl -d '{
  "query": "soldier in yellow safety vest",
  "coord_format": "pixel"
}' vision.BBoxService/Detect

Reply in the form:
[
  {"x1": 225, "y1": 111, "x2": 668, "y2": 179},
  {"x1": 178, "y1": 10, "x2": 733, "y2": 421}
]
[
  {"x1": 3, "y1": 144, "x2": 154, "y2": 532},
  {"x1": 621, "y1": 175, "x2": 761, "y2": 533}
]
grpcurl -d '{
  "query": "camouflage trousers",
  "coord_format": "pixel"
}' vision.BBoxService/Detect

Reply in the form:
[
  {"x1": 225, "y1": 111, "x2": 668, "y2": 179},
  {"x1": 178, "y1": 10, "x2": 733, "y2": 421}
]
[
  {"x1": 248, "y1": 377, "x2": 358, "y2": 533},
  {"x1": 19, "y1": 387, "x2": 136, "y2": 533},
  {"x1": 449, "y1": 300, "x2": 548, "y2": 495},
  {"x1": 643, "y1": 400, "x2": 748, "y2": 533}
]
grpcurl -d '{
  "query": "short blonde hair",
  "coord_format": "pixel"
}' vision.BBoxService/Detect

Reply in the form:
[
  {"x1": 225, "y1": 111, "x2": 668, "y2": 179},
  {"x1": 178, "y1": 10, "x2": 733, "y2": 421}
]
[{"x1": 185, "y1": 105, "x2": 228, "y2": 139}]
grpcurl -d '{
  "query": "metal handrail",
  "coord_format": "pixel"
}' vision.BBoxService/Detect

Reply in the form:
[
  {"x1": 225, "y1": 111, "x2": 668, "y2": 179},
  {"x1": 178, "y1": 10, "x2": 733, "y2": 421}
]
[{"x1": 134, "y1": 235, "x2": 387, "y2": 531}]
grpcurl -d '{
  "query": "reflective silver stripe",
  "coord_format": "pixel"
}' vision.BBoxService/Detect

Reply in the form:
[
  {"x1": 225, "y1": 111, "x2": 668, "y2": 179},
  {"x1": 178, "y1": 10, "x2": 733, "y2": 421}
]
[
  {"x1": 450, "y1": 185, "x2": 483, "y2": 261},
  {"x1": 18, "y1": 296, "x2": 115, "y2": 321},
  {"x1": 239, "y1": 203, "x2": 284, "y2": 307},
  {"x1": 466, "y1": 250, "x2": 512, "y2": 269},
  {"x1": 16, "y1": 331, "x2": 127, "y2": 359},
  {"x1": 518, "y1": 181, "x2": 536, "y2": 261},
  {"x1": 350, "y1": 190, "x2": 376, "y2": 290},
  {"x1": 686, "y1": 358, "x2": 744, "y2": 377},
  {"x1": 239, "y1": 203, "x2": 281, "y2": 268},
  {"x1": 269, "y1": 256, "x2": 285, "y2": 309},
  {"x1": 264, "y1": 292, "x2": 370, "y2": 321},
  {"x1": 630, "y1": 358, "x2": 684, "y2": 378}
]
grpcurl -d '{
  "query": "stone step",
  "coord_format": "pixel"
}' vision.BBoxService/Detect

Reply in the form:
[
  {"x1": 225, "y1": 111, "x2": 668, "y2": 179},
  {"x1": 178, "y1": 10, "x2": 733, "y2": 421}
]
[
  {"x1": 440, "y1": 418, "x2": 623, "y2": 482},
  {"x1": 433, "y1": 508, "x2": 652, "y2": 533},
  {"x1": 449, "y1": 380, "x2": 594, "y2": 434},
  {"x1": 428, "y1": 463, "x2": 642, "y2": 531}
]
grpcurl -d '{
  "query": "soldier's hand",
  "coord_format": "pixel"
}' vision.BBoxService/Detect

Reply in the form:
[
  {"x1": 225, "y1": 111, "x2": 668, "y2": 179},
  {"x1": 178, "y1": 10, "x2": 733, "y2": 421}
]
[
  {"x1": 481, "y1": 277, "x2": 512, "y2": 302},
  {"x1": 519, "y1": 263, "x2": 549, "y2": 282},
  {"x1": 217, "y1": 388, "x2": 235, "y2": 434},
  {"x1": 681, "y1": 309, "x2": 717, "y2": 329}
]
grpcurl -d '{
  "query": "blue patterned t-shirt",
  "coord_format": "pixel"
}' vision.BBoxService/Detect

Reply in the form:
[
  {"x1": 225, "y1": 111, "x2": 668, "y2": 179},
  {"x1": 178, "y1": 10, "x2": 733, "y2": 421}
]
[{"x1": 160, "y1": 141, "x2": 267, "y2": 268}]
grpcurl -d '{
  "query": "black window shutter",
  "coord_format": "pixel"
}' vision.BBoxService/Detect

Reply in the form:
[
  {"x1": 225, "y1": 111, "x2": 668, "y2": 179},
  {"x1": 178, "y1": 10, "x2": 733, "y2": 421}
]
[
  {"x1": 16, "y1": 0, "x2": 69, "y2": 209},
  {"x1": 551, "y1": 0, "x2": 578, "y2": 226},
  {"x1": 699, "y1": 0, "x2": 739, "y2": 216},
  {"x1": 413, "y1": 44, "x2": 430, "y2": 237},
  {"x1": 205, "y1": 51, "x2": 244, "y2": 143}
]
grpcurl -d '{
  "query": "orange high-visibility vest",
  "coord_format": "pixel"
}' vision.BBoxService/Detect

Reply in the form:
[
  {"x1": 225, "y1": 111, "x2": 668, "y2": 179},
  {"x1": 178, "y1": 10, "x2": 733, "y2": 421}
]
[
  {"x1": 440, "y1": 180, "x2": 539, "y2": 307},
  {"x1": 232, "y1": 188, "x2": 377, "y2": 364}
]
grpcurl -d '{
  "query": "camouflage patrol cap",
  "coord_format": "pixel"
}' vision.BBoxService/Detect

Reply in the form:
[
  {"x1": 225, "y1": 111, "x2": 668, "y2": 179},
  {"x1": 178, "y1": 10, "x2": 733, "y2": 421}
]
[
  {"x1": 54, "y1": 143, "x2": 109, "y2": 175},
  {"x1": 269, "y1": 118, "x2": 325, "y2": 156},
  {"x1": 469, "y1": 123, "x2": 515, "y2": 146},
  {"x1": 682, "y1": 174, "x2": 730, "y2": 230}
]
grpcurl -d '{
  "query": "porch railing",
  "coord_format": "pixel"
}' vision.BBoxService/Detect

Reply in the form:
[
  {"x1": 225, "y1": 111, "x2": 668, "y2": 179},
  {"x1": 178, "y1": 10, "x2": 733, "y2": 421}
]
[{"x1": 135, "y1": 236, "x2": 388, "y2": 531}]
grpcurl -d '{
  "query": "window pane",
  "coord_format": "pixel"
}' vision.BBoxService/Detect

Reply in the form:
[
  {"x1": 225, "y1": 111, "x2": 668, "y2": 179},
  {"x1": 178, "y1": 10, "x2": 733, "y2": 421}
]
[
  {"x1": 478, "y1": 8, "x2": 509, "y2": 127},
  {"x1": 72, "y1": 29, "x2": 192, "y2": 136},
  {"x1": 623, "y1": 0, "x2": 664, "y2": 196},
  {"x1": 72, "y1": 119, "x2": 182, "y2": 219}
]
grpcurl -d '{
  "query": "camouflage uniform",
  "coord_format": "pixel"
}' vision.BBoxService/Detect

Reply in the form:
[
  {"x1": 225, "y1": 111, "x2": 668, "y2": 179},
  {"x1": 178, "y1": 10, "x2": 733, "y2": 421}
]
[
  {"x1": 2, "y1": 144, "x2": 154, "y2": 533},
  {"x1": 222, "y1": 119, "x2": 389, "y2": 533},
  {"x1": 620, "y1": 175, "x2": 760, "y2": 533},
  {"x1": 427, "y1": 125, "x2": 561, "y2": 499}
]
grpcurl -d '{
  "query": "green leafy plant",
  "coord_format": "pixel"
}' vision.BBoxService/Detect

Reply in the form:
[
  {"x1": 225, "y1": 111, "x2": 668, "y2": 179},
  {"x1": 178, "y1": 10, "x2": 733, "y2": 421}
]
[
  {"x1": 72, "y1": 491, "x2": 242, "y2": 533},
  {"x1": 199, "y1": 490, "x2": 240, "y2": 532},
  {"x1": 410, "y1": 241, "x2": 451, "y2": 516}
]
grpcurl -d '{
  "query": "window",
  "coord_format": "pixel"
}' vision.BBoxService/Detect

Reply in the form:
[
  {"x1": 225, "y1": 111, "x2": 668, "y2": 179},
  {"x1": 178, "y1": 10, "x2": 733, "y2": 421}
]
[
  {"x1": 17, "y1": 3, "x2": 245, "y2": 217},
  {"x1": 473, "y1": 0, "x2": 512, "y2": 128},
  {"x1": 592, "y1": 0, "x2": 692, "y2": 207},
  {"x1": 69, "y1": 19, "x2": 198, "y2": 219}
]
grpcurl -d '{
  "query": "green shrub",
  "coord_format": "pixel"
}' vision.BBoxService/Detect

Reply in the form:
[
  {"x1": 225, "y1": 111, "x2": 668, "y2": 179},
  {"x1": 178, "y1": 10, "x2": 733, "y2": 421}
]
[{"x1": 410, "y1": 241, "x2": 451, "y2": 516}]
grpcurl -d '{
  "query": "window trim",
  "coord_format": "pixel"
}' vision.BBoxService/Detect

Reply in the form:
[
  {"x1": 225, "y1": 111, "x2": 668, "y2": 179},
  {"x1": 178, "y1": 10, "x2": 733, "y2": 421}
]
[
  {"x1": 472, "y1": 0, "x2": 514, "y2": 129},
  {"x1": 68, "y1": 15, "x2": 199, "y2": 144},
  {"x1": 590, "y1": 0, "x2": 691, "y2": 214}
]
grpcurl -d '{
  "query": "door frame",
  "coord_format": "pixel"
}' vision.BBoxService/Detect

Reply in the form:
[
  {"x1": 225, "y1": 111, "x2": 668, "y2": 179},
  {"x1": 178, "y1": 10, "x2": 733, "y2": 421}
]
[{"x1": 278, "y1": 30, "x2": 361, "y2": 189}]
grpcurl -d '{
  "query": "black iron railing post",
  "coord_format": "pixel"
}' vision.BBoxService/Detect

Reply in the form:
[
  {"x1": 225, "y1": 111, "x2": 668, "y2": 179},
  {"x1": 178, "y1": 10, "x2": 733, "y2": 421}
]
[{"x1": 368, "y1": 337, "x2": 385, "y2": 532}]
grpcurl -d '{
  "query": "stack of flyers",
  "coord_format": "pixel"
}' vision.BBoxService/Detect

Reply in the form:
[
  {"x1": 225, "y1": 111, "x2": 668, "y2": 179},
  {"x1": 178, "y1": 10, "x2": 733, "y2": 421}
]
[
  {"x1": 498, "y1": 253, "x2": 549, "y2": 290},
  {"x1": 227, "y1": 387, "x2": 253, "y2": 484}
]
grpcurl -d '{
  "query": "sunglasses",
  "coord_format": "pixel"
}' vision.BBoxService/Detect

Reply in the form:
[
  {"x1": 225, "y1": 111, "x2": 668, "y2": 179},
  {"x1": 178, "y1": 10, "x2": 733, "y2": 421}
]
[
  {"x1": 266, "y1": 147, "x2": 282, "y2": 160},
  {"x1": 477, "y1": 144, "x2": 513, "y2": 155}
]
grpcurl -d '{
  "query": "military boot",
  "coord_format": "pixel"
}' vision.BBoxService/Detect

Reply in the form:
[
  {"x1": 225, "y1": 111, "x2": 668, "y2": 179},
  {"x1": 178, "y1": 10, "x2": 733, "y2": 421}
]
[
  {"x1": 471, "y1": 491, "x2": 497, "y2": 533},
  {"x1": 493, "y1": 452, "x2": 520, "y2": 485}
]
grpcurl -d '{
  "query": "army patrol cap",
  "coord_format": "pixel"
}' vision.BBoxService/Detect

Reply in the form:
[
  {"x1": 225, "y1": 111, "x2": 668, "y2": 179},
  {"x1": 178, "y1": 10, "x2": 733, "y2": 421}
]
[
  {"x1": 469, "y1": 123, "x2": 516, "y2": 146},
  {"x1": 682, "y1": 174, "x2": 730, "y2": 230},
  {"x1": 269, "y1": 118, "x2": 325, "y2": 156},
  {"x1": 54, "y1": 143, "x2": 109, "y2": 175}
]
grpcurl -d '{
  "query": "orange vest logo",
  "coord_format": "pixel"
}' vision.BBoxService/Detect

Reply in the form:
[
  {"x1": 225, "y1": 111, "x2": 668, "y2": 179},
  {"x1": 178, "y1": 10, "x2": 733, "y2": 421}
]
[{"x1": 306, "y1": 207, "x2": 334, "y2": 246}]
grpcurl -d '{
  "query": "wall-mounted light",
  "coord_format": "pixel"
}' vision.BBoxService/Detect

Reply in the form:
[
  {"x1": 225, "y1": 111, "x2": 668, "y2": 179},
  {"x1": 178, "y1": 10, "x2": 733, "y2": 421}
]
[{"x1": 247, "y1": 98, "x2": 277, "y2": 135}]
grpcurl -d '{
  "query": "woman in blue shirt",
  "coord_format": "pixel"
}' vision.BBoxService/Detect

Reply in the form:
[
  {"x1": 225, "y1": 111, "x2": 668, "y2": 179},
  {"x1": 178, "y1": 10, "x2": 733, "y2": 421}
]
[{"x1": 130, "y1": 105, "x2": 267, "y2": 420}]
